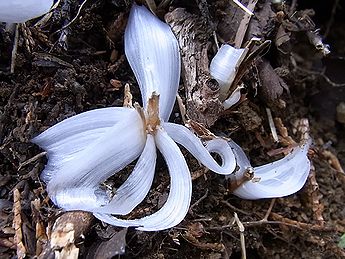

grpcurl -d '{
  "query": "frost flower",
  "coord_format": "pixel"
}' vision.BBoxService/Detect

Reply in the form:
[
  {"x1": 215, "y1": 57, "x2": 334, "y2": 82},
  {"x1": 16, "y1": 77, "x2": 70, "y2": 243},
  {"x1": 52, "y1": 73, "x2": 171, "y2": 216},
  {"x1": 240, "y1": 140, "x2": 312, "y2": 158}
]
[
  {"x1": 33, "y1": 4, "x2": 312, "y2": 231},
  {"x1": 33, "y1": 4, "x2": 236, "y2": 231}
]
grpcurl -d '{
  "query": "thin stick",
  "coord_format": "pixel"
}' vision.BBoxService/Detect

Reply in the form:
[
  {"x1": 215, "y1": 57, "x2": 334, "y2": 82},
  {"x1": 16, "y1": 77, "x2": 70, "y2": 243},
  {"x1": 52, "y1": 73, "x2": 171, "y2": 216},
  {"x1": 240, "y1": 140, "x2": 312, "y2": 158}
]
[
  {"x1": 266, "y1": 108, "x2": 279, "y2": 142},
  {"x1": 262, "y1": 198, "x2": 275, "y2": 221},
  {"x1": 213, "y1": 31, "x2": 220, "y2": 50},
  {"x1": 123, "y1": 84, "x2": 133, "y2": 108},
  {"x1": 176, "y1": 93, "x2": 187, "y2": 124},
  {"x1": 221, "y1": 200, "x2": 251, "y2": 216},
  {"x1": 232, "y1": 0, "x2": 254, "y2": 16},
  {"x1": 190, "y1": 189, "x2": 209, "y2": 211},
  {"x1": 306, "y1": 165, "x2": 324, "y2": 225},
  {"x1": 10, "y1": 24, "x2": 19, "y2": 74},
  {"x1": 51, "y1": 0, "x2": 88, "y2": 36},
  {"x1": 291, "y1": 57, "x2": 345, "y2": 87},
  {"x1": 145, "y1": 0, "x2": 157, "y2": 15},
  {"x1": 18, "y1": 152, "x2": 47, "y2": 171},
  {"x1": 289, "y1": 0, "x2": 298, "y2": 15},
  {"x1": 324, "y1": 0, "x2": 339, "y2": 37},
  {"x1": 234, "y1": 213, "x2": 246, "y2": 259},
  {"x1": 270, "y1": 212, "x2": 336, "y2": 232}
]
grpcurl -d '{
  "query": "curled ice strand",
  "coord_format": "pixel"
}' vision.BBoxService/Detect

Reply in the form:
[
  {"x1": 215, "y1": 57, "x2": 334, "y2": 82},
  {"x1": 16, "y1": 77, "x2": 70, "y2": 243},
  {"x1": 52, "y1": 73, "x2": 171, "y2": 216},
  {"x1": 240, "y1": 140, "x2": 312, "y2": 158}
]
[
  {"x1": 231, "y1": 139, "x2": 312, "y2": 200},
  {"x1": 0, "y1": 0, "x2": 55, "y2": 23},
  {"x1": 210, "y1": 44, "x2": 247, "y2": 101},
  {"x1": 164, "y1": 122, "x2": 236, "y2": 175},
  {"x1": 227, "y1": 140, "x2": 252, "y2": 178}
]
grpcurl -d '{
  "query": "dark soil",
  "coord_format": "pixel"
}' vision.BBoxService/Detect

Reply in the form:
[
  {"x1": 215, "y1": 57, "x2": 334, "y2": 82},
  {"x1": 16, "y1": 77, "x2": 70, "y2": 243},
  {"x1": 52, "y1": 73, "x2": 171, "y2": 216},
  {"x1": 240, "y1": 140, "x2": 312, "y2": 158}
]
[{"x1": 1, "y1": 0, "x2": 345, "y2": 258}]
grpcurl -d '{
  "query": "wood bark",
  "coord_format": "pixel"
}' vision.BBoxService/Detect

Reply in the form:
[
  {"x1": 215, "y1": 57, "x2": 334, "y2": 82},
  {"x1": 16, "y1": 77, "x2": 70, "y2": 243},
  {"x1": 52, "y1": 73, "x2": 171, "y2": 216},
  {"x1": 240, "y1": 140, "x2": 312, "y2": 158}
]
[{"x1": 166, "y1": 8, "x2": 223, "y2": 127}]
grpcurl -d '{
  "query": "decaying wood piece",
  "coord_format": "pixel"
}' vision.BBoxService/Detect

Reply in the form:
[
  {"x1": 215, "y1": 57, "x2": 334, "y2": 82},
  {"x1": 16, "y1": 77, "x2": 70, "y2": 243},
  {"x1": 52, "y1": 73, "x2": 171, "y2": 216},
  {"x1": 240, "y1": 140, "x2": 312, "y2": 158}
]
[
  {"x1": 166, "y1": 8, "x2": 223, "y2": 127},
  {"x1": 39, "y1": 211, "x2": 94, "y2": 259},
  {"x1": 123, "y1": 83, "x2": 133, "y2": 108}
]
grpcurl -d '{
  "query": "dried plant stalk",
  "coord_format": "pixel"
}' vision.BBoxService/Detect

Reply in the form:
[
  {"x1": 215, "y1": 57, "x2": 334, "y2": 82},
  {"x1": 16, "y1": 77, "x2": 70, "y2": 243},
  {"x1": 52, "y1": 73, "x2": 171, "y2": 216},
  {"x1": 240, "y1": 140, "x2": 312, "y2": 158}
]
[{"x1": 13, "y1": 189, "x2": 26, "y2": 259}]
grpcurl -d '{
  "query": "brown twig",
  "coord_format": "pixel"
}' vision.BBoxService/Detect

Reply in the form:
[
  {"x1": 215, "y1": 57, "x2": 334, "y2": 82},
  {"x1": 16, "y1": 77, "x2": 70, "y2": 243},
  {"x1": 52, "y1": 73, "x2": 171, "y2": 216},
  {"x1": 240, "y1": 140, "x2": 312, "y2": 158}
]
[
  {"x1": 292, "y1": 62, "x2": 345, "y2": 87},
  {"x1": 227, "y1": 168, "x2": 254, "y2": 193},
  {"x1": 182, "y1": 232, "x2": 225, "y2": 252},
  {"x1": 270, "y1": 212, "x2": 336, "y2": 232},
  {"x1": 242, "y1": 220, "x2": 302, "y2": 229},
  {"x1": 234, "y1": 212, "x2": 246, "y2": 259},
  {"x1": 10, "y1": 24, "x2": 19, "y2": 74},
  {"x1": 190, "y1": 189, "x2": 209, "y2": 213},
  {"x1": 191, "y1": 168, "x2": 208, "y2": 181},
  {"x1": 31, "y1": 199, "x2": 48, "y2": 256},
  {"x1": 321, "y1": 150, "x2": 345, "y2": 174},
  {"x1": 123, "y1": 83, "x2": 133, "y2": 108},
  {"x1": 220, "y1": 200, "x2": 251, "y2": 216},
  {"x1": 262, "y1": 199, "x2": 276, "y2": 221},
  {"x1": 289, "y1": 0, "x2": 298, "y2": 16},
  {"x1": 274, "y1": 117, "x2": 296, "y2": 146},
  {"x1": 176, "y1": 93, "x2": 187, "y2": 124},
  {"x1": 18, "y1": 152, "x2": 47, "y2": 171},
  {"x1": 304, "y1": 165, "x2": 325, "y2": 226}
]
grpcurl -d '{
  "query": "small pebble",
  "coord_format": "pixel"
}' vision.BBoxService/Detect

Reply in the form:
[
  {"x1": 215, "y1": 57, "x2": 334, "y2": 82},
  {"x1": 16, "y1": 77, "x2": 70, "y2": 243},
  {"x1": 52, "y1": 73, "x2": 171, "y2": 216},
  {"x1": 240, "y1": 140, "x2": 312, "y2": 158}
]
[{"x1": 336, "y1": 102, "x2": 345, "y2": 124}]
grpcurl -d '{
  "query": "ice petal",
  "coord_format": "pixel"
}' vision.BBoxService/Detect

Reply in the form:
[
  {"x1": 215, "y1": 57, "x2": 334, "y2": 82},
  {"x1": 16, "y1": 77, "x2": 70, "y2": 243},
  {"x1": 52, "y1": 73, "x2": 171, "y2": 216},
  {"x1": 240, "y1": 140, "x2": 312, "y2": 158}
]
[
  {"x1": 125, "y1": 4, "x2": 180, "y2": 120},
  {"x1": 32, "y1": 107, "x2": 134, "y2": 183},
  {"x1": 32, "y1": 107, "x2": 131, "y2": 149},
  {"x1": 44, "y1": 108, "x2": 147, "y2": 210},
  {"x1": 233, "y1": 140, "x2": 311, "y2": 199},
  {"x1": 227, "y1": 140, "x2": 252, "y2": 180}
]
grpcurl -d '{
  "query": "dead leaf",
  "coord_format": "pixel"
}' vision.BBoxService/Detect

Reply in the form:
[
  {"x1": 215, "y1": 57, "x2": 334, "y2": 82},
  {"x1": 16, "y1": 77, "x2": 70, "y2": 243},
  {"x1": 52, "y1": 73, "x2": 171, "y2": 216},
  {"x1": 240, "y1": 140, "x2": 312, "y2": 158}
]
[
  {"x1": 13, "y1": 189, "x2": 26, "y2": 259},
  {"x1": 257, "y1": 59, "x2": 289, "y2": 103},
  {"x1": 187, "y1": 222, "x2": 205, "y2": 238}
]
